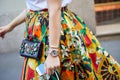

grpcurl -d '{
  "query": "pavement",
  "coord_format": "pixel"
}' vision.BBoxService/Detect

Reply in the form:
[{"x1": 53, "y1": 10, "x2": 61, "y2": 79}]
[
  {"x1": 0, "y1": 35, "x2": 120, "y2": 80},
  {"x1": 0, "y1": 53, "x2": 23, "y2": 80}
]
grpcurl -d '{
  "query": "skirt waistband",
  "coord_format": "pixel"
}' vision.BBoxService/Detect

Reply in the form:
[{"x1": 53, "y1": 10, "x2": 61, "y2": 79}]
[{"x1": 29, "y1": 6, "x2": 68, "y2": 13}]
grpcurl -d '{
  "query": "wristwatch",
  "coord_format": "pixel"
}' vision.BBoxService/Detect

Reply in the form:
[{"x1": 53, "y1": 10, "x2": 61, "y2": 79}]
[{"x1": 49, "y1": 49, "x2": 59, "y2": 57}]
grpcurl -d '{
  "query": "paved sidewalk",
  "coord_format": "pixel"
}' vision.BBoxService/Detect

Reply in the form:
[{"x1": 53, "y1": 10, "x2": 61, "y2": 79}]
[
  {"x1": 0, "y1": 53, "x2": 23, "y2": 80},
  {"x1": 0, "y1": 35, "x2": 120, "y2": 80}
]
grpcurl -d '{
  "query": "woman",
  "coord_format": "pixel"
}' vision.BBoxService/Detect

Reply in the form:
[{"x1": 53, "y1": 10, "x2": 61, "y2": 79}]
[{"x1": 0, "y1": 0, "x2": 120, "y2": 80}]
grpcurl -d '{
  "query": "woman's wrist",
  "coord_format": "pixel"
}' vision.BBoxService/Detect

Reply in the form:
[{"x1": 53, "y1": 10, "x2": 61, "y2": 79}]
[
  {"x1": 49, "y1": 47, "x2": 59, "y2": 57},
  {"x1": 49, "y1": 46, "x2": 59, "y2": 49},
  {"x1": 7, "y1": 24, "x2": 14, "y2": 32}
]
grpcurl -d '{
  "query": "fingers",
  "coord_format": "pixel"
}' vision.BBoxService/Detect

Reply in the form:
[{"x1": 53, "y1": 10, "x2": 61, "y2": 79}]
[
  {"x1": 48, "y1": 66, "x2": 53, "y2": 75},
  {"x1": 50, "y1": 66, "x2": 55, "y2": 74},
  {"x1": 0, "y1": 30, "x2": 5, "y2": 38},
  {"x1": 44, "y1": 55, "x2": 60, "y2": 76},
  {"x1": 44, "y1": 63, "x2": 60, "y2": 76},
  {"x1": 0, "y1": 28, "x2": 6, "y2": 38},
  {"x1": 1, "y1": 34, "x2": 5, "y2": 39},
  {"x1": 45, "y1": 65, "x2": 54, "y2": 75}
]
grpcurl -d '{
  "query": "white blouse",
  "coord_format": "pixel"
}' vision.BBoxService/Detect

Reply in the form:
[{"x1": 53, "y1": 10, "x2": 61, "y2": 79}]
[{"x1": 26, "y1": 0, "x2": 72, "y2": 11}]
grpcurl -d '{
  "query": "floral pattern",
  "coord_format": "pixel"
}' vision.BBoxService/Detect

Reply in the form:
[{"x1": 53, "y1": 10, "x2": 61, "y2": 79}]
[{"x1": 21, "y1": 7, "x2": 120, "y2": 80}]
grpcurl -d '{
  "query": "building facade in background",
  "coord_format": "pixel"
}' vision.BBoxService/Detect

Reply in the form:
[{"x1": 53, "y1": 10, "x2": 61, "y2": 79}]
[{"x1": 94, "y1": 0, "x2": 120, "y2": 25}]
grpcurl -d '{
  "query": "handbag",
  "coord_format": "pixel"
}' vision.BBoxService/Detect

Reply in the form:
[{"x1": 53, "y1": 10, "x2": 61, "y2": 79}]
[
  {"x1": 19, "y1": 38, "x2": 43, "y2": 60},
  {"x1": 19, "y1": 15, "x2": 47, "y2": 59}
]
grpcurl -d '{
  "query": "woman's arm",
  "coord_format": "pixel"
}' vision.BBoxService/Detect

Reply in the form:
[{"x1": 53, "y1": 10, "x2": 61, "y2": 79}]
[
  {"x1": 44, "y1": 0, "x2": 62, "y2": 75},
  {"x1": 8, "y1": 9, "x2": 27, "y2": 31},
  {"x1": 47, "y1": 0, "x2": 62, "y2": 48},
  {"x1": 0, "y1": 9, "x2": 27, "y2": 38}
]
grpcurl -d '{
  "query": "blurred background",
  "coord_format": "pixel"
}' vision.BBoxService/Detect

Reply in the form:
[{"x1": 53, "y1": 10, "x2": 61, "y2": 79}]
[{"x1": 0, "y1": 0, "x2": 120, "y2": 80}]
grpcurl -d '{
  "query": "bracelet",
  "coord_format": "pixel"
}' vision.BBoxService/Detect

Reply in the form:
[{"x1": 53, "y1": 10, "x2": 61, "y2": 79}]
[{"x1": 49, "y1": 46, "x2": 58, "y2": 49}]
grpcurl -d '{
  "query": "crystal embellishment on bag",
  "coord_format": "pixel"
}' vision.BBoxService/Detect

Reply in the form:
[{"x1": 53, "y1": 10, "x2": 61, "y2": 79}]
[{"x1": 19, "y1": 39, "x2": 42, "y2": 60}]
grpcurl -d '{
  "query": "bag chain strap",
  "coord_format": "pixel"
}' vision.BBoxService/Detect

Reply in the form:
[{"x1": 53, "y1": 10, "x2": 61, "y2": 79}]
[{"x1": 26, "y1": 13, "x2": 47, "y2": 41}]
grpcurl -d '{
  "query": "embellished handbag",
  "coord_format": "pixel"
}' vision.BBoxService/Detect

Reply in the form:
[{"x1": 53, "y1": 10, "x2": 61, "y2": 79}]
[
  {"x1": 19, "y1": 16, "x2": 47, "y2": 60},
  {"x1": 19, "y1": 39, "x2": 43, "y2": 60}
]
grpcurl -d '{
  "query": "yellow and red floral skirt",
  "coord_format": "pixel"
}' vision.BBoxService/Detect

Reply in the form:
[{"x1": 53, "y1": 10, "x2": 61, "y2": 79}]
[{"x1": 21, "y1": 7, "x2": 120, "y2": 80}]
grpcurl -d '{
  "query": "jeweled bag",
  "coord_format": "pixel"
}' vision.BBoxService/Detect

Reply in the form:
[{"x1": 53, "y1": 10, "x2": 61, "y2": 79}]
[
  {"x1": 19, "y1": 39, "x2": 43, "y2": 60},
  {"x1": 19, "y1": 13, "x2": 47, "y2": 60}
]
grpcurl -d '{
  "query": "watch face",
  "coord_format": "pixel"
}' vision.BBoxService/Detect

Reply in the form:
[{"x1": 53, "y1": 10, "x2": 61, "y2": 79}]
[{"x1": 50, "y1": 50, "x2": 58, "y2": 57}]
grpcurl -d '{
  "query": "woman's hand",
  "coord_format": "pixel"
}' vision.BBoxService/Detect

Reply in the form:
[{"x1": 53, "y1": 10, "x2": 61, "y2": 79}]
[
  {"x1": 0, "y1": 25, "x2": 12, "y2": 38},
  {"x1": 0, "y1": 9, "x2": 27, "y2": 39},
  {"x1": 44, "y1": 53, "x2": 60, "y2": 75},
  {"x1": 45, "y1": 0, "x2": 61, "y2": 76}
]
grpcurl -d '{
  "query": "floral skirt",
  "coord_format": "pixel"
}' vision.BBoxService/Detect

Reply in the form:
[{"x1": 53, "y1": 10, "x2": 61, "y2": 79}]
[{"x1": 21, "y1": 7, "x2": 120, "y2": 80}]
